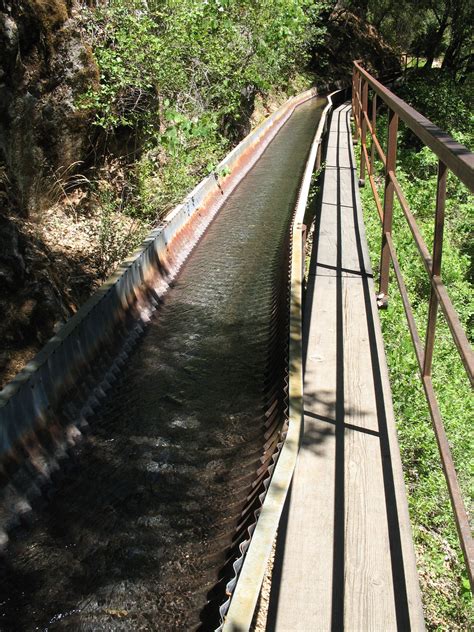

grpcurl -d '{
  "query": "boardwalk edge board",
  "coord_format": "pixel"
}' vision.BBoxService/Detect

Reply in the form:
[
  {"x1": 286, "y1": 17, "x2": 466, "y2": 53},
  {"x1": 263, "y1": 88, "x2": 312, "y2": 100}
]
[{"x1": 220, "y1": 88, "x2": 345, "y2": 631}]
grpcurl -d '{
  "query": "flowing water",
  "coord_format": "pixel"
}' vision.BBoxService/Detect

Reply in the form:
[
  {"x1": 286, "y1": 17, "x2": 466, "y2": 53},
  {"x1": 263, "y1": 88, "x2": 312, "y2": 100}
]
[{"x1": 0, "y1": 97, "x2": 324, "y2": 631}]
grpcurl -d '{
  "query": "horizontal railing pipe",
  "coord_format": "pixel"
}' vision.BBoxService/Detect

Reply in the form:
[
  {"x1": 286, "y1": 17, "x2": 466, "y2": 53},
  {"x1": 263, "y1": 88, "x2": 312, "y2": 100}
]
[{"x1": 354, "y1": 62, "x2": 474, "y2": 191}]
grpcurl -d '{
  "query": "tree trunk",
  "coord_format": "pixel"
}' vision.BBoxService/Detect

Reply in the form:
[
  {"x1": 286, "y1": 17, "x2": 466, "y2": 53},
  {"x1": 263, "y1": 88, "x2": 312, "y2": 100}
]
[
  {"x1": 441, "y1": 35, "x2": 462, "y2": 70},
  {"x1": 424, "y1": 16, "x2": 449, "y2": 69},
  {"x1": 441, "y1": 2, "x2": 473, "y2": 73}
]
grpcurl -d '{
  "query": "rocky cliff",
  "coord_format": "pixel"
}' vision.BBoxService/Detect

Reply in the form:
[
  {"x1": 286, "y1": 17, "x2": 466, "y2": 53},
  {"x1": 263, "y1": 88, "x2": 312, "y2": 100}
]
[
  {"x1": 0, "y1": 1, "x2": 99, "y2": 385},
  {"x1": 0, "y1": 0, "x2": 98, "y2": 214}
]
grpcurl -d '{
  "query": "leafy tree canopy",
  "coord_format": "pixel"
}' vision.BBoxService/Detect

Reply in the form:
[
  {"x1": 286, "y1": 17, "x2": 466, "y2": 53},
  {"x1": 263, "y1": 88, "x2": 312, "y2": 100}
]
[
  {"x1": 341, "y1": 0, "x2": 473, "y2": 78},
  {"x1": 83, "y1": 0, "x2": 332, "y2": 132}
]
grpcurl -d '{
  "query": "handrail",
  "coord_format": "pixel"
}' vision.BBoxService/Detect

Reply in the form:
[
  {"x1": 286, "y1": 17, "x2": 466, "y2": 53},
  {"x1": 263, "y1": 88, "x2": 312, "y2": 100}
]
[
  {"x1": 352, "y1": 62, "x2": 473, "y2": 591},
  {"x1": 353, "y1": 62, "x2": 474, "y2": 190}
]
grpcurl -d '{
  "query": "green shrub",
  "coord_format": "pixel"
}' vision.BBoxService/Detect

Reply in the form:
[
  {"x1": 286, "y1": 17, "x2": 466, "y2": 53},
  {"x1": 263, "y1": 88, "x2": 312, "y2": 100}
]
[
  {"x1": 77, "y1": 1, "x2": 329, "y2": 223},
  {"x1": 396, "y1": 70, "x2": 474, "y2": 146},
  {"x1": 81, "y1": 0, "x2": 326, "y2": 132}
]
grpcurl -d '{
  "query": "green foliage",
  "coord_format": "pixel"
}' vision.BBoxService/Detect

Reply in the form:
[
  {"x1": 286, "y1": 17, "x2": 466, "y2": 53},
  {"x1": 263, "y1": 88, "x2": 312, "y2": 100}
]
[
  {"x1": 355, "y1": 74, "x2": 473, "y2": 629},
  {"x1": 342, "y1": 0, "x2": 473, "y2": 77},
  {"x1": 96, "y1": 188, "x2": 147, "y2": 277},
  {"x1": 396, "y1": 71, "x2": 474, "y2": 142},
  {"x1": 78, "y1": 0, "x2": 329, "y2": 224},
  {"x1": 82, "y1": 0, "x2": 326, "y2": 131}
]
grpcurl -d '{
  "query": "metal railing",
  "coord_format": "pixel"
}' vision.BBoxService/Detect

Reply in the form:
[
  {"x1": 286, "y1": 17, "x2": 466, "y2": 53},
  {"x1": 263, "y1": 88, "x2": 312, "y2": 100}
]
[{"x1": 352, "y1": 61, "x2": 474, "y2": 589}]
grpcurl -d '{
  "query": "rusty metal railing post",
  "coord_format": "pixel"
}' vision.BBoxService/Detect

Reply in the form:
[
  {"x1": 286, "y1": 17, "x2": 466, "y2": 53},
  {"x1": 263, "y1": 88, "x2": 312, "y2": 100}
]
[
  {"x1": 423, "y1": 160, "x2": 447, "y2": 376},
  {"x1": 351, "y1": 69, "x2": 355, "y2": 122},
  {"x1": 379, "y1": 109, "x2": 399, "y2": 303},
  {"x1": 369, "y1": 93, "x2": 377, "y2": 178},
  {"x1": 359, "y1": 80, "x2": 369, "y2": 186},
  {"x1": 421, "y1": 161, "x2": 474, "y2": 590},
  {"x1": 352, "y1": 68, "x2": 359, "y2": 143}
]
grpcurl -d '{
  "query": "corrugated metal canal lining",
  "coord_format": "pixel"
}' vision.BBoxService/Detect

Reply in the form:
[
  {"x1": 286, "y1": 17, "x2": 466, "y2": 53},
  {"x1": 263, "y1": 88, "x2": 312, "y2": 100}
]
[{"x1": 0, "y1": 96, "x2": 325, "y2": 630}]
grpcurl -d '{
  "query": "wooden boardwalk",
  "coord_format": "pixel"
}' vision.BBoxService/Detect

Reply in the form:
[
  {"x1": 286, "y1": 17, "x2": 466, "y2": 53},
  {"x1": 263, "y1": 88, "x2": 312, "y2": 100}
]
[{"x1": 266, "y1": 104, "x2": 425, "y2": 631}]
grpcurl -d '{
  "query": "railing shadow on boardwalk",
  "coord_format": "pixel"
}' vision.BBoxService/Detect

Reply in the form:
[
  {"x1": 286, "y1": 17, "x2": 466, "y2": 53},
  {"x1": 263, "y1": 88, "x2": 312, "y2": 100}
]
[{"x1": 266, "y1": 105, "x2": 413, "y2": 631}]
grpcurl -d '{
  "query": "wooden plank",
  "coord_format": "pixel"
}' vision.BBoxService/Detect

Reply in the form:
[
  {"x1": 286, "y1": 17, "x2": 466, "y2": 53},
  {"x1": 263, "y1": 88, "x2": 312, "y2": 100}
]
[{"x1": 268, "y1": 104, "x2": 425, "y2": 631}]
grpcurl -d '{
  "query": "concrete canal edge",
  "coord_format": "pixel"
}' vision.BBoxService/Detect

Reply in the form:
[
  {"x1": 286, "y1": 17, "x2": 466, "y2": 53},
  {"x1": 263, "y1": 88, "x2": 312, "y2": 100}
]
[{"x1": 221, "y1": 89, "x2": 346, "y2": 631}]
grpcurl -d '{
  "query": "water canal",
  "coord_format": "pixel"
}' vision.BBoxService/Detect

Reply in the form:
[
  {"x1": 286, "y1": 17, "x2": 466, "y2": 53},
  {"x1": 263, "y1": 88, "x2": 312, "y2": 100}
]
[{"x1": 0, "y1": 97, "x2": 325, "y2": 631}]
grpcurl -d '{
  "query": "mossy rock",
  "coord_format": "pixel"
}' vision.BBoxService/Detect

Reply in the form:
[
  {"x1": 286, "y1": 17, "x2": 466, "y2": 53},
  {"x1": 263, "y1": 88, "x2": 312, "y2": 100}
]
[{"x1": 29, "y1": 0, "x2": 69, "y2": 32}]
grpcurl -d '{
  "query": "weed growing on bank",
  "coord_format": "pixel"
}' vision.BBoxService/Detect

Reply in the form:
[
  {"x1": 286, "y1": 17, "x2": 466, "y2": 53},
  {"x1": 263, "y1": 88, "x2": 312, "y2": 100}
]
[{"x1": 74, "y1": 0, "x2": 332, "y2": 273}]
